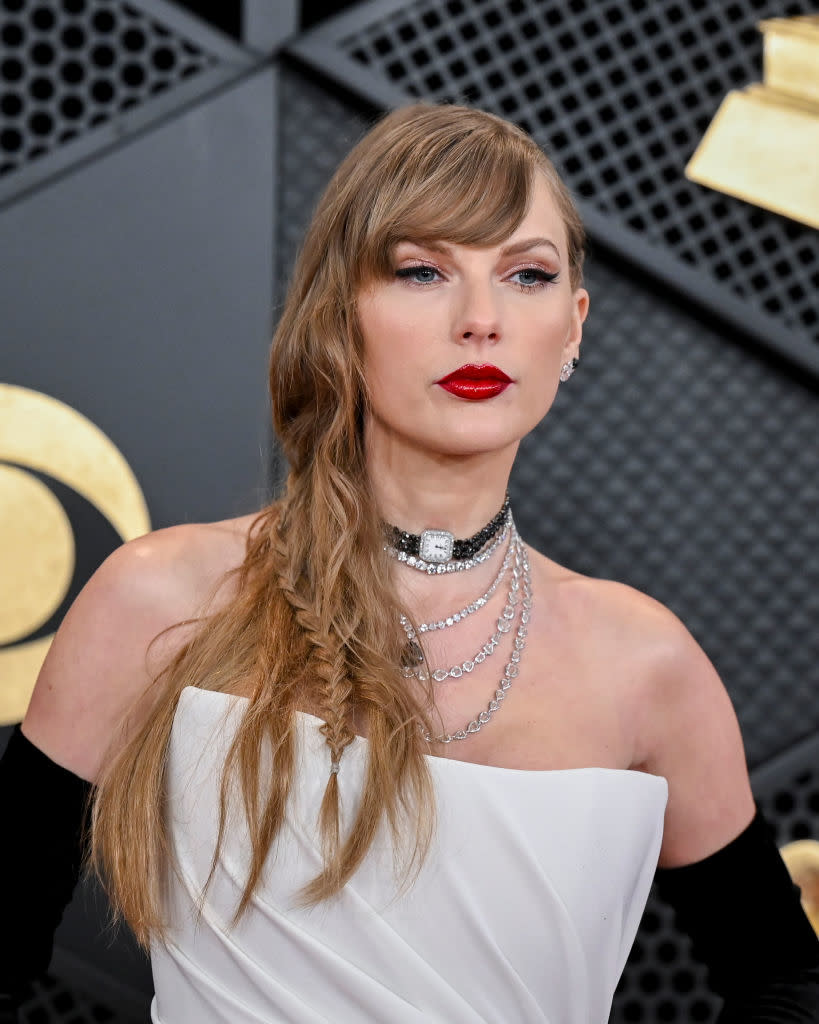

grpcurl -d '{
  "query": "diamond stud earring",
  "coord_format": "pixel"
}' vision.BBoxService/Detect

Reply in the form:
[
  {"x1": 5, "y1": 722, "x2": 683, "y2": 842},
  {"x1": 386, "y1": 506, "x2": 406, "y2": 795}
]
[{"x1": 559, "y1": 357, "x2": 579, "y2": 382}]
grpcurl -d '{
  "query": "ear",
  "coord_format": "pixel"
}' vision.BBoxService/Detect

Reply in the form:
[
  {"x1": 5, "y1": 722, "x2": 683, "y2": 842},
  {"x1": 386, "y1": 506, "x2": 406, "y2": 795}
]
[{"x1": 563, "y1": 287, "x2": 589, "y2": 362}]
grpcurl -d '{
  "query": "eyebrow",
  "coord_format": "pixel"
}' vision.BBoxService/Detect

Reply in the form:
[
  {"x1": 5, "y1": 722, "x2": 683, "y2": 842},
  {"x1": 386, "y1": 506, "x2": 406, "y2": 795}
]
[
  {"x1": 399, "y1": 236, "x2": 560, "y2": 259},
  {"x1": 500, "y1": 237, "x2": 560, "y2": 258}
]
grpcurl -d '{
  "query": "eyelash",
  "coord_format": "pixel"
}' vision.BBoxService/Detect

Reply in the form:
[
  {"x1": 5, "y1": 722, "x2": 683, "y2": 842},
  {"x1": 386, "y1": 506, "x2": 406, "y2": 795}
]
[{"x1": 395, "y1": 264, "x2": 559, "y2": 291}]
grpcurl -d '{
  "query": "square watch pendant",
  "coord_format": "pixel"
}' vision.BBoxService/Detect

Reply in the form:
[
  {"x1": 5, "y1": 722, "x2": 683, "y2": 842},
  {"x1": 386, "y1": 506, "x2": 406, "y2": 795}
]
[{"x1": 419, "y1": 529, "x2": 455, "y2": 563}]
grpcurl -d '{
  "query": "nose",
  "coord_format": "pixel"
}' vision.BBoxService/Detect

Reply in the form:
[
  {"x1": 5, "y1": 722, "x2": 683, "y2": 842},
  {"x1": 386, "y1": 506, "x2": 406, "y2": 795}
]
[{"x1": 454, "y1": 279, "x2": 501, "y2": 345}]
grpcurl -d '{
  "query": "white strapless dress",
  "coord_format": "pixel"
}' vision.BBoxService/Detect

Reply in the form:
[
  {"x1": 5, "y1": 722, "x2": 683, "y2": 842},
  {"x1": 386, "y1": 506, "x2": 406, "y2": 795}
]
[{"x1": 150, "y1": 687, "x2": 668, "y2": 1023}]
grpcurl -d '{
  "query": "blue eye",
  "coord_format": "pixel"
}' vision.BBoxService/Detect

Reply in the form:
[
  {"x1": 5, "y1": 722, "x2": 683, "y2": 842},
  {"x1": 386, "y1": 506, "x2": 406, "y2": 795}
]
[
  {"x1": 395, "y1": 265, "x2": 441, "y2": 284},
  {"x1": 511, "y1": 268, "x2": 559, "y2": 288}
]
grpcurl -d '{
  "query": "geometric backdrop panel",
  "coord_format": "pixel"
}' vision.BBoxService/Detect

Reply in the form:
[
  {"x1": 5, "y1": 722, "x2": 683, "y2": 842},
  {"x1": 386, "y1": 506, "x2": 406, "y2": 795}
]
[{"x1": 290, "y1": 0, "x2": 819, "y2": 374}]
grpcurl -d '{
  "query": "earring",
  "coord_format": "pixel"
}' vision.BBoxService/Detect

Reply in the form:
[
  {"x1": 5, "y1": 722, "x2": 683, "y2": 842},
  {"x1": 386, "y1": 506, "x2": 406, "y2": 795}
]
[{"x1": 560, "y1": 357, "x2": 579, "y2": 383}]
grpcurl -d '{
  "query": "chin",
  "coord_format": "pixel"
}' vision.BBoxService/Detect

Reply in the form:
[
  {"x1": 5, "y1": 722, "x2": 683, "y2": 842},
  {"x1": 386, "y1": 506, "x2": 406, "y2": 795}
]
[
  {"x1": 423, "y1": 420, "x2": 525, "y2": 458},
  {"x1": 451, "y1": 402, "x2": 548, "y2": 442}
]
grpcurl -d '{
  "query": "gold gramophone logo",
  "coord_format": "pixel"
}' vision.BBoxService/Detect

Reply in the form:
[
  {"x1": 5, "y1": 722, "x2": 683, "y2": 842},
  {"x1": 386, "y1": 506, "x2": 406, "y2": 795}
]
[
  {"x1": 781, "y1": 840, "x2": 819, "y2": 938},
  {"x1": 0, "y1": 384, "x2": 150, "y2": 725},
  {"x1": 686, "y1": 15, "x2": 819, "y2": 229}
]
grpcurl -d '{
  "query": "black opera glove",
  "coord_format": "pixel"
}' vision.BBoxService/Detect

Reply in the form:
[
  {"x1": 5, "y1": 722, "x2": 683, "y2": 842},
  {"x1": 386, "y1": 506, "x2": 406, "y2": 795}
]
[
  {"x1": 0, "y1": 725, "x2": 92, "y2": 997},
  {"x1": 655, "y1": 809, "x2": 819, "y2": 1022},
  {"x1": 0, "y1": 993, "x2": 19, "y2": 1024}
]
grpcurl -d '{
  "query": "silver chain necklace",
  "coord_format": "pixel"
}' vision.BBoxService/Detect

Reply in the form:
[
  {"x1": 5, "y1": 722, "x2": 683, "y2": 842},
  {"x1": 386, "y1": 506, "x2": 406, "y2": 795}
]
[
  {"x1": 401, "y1": 538, "x2": 523, "y2": 682},
  {"x1": 420, "y1": 541, "x2": 532, "y2": 743},
  {"x1": 400, "y1": 529, "x2": 516, "y2": 638}
]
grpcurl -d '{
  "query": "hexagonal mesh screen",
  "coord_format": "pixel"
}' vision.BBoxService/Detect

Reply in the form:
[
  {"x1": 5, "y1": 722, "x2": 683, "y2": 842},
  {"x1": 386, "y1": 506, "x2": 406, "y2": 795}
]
[
  {"x1": 276, "y1": 63, "x2": 819, "y2": 1019},
  {"x1": 613, "y1": 892, "x2": 718, "y2": 1022},
  {"x1": 510, "y1": 260, "x2": 819, "y2": 770},
  {"x1": 16, "y1": 973, "x2": 142, "y2": 1023},
  {"x1": 295, "y1": 0, "x2": 819, "y2": 354},
  {"x1": 756, "y1": 734, "x2": 819, "y2": 845},
  {"x1": 0, "y1": 0, "x2": 217, "y2": 176}
]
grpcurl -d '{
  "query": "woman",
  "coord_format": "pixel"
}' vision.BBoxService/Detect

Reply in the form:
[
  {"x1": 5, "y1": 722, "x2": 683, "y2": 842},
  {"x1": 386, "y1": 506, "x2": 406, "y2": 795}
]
[{"x1": 2, "y1": 104, "x2": 818, "y2": 1022}]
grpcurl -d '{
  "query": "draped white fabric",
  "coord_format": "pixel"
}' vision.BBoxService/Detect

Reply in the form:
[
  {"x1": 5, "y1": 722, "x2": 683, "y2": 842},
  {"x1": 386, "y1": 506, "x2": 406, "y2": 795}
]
[{"x1": 150, "y1": 687, "x2": 667, "y2": 1023}]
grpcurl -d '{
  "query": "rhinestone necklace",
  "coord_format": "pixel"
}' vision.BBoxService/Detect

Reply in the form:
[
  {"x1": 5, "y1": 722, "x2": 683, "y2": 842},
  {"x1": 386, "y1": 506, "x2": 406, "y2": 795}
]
[
  {"x1": 401, "y1": 537, "x2": 523, "y2": 682},
  {"x1": 385, "y1": 494, "x2": 510, "y2": 564},
  {"x1": 420, "y1": 542, "x2": 531, "y2": 744},
  {"x1": 384, "y1": 516, "x2": 511, "y2": 575},
  {"x1": 401, "y1": 529, "x2": 515, "y2": 637}
]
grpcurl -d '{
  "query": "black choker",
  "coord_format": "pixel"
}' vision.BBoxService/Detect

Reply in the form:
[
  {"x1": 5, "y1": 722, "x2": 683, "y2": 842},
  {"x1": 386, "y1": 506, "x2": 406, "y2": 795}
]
[{"x1": 385, "y1": 495, "x2": 511, "y2": 565}]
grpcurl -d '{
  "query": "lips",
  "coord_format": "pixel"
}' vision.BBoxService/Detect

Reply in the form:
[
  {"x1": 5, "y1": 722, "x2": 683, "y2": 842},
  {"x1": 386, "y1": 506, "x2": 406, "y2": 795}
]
[{"x1": 435, "y1": 364, "x2": 513, "y2": 401}]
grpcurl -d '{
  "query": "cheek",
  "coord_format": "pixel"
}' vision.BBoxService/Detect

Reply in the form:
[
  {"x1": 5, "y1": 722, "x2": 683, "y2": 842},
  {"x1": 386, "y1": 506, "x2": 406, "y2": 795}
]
[
  {"x1": 360, "y1": 300, "x2": 431, "y2": 382},
  {"x1": 520, "y1": 310, "x2": 569, "y2": 366}
]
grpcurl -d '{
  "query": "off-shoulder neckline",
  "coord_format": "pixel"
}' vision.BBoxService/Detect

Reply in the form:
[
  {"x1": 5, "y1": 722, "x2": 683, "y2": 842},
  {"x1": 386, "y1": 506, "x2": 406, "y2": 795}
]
[{"x1": 178, "y1": 686, "x2": 667, "y2": 786}]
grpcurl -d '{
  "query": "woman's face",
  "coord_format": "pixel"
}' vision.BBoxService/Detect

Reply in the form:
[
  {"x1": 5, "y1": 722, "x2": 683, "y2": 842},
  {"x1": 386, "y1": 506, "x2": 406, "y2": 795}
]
[{"x1": 357, "y1": 173, "x2": 589, "y2": 462}]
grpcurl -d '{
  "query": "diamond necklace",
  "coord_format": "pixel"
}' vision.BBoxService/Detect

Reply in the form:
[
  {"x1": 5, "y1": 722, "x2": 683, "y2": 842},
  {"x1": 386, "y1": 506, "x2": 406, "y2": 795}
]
[
  {"x1": 420, "y1": 541, "x2": 532, "y2": 744},
  {"x1": 384, "y1": 516, "x2": 511, "y2": 574},
  {"x1": 400, "y1": 529, "x2": 515, "y2": 637},
  {"x1": 400, "y1": 533, "x2": 523, "y2": 682},
  {"x1": 385, "y1": 494, "x2": 510, "y2": 564}
]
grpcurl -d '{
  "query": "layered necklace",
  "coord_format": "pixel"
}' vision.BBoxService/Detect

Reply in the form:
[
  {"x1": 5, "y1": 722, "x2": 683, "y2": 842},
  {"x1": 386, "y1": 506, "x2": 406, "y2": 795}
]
[{"x1": 383, "y1": 499, "x2": 531, "y2": 744}]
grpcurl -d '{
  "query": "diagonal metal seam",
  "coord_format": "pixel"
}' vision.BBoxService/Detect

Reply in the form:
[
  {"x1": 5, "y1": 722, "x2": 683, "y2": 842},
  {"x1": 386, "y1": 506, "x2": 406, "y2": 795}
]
[
  {"x1": 48, "y1": 944, "x2": 152, "y2": 1019},
  {"x1": 751, "y1": 728, "x2": 819, "y2": 798},
  {"x1": 283, "y1": 1, "x2": 819, "y2": 382},
  {"x1": 0, "y1": 57, "x2": 276, "y2": 212},
  {"x1": 0, "y1": 0, "x2": 277, "y2": 211},
  {"x1": 130, "y1": 0, "x2": 255, "y2": 63}
]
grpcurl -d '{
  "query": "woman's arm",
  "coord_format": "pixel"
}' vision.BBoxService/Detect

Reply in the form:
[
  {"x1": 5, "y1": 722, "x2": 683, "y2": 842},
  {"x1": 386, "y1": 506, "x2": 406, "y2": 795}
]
[
  {"x1": 0, "y1": 526, "x2": 218, "y2": 1000},
  {"x1": 637, "y1": 609, "x2": 819, "y2": 1018},
  {"x1": 656, "y1": 810, "x2": 819, "y2": 1021},
  {"x1": 0, "y1": 727, "x2": 92, "y2": 1008}
]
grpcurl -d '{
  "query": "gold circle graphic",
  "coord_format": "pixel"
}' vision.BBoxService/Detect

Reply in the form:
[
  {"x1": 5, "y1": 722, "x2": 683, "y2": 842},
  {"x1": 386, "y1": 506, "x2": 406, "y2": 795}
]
[
  {"x1": 0, "y1": 384, "x2": 151, "y2": 725},
  {"x1": 0, "y1": 465, "x2": 75, "y2": 645}
]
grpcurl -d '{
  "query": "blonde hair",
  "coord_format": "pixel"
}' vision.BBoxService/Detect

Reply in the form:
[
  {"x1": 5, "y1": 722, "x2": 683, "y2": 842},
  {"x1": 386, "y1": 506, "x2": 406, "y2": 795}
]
[{"x1": 91, "y1": 103, "x2": 586, "y2": 944}]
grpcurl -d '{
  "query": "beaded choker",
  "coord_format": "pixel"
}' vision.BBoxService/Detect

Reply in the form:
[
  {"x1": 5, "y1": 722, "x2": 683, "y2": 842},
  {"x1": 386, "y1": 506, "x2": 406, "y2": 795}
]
[{"x1": 384, "y1": 494, "x2": 511, "y2": 565}]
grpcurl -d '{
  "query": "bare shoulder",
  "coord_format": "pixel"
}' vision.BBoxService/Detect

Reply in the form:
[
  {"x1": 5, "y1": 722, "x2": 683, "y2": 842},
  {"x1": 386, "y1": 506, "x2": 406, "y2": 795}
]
[
  {"x1": 529, "y1": 548, "x2": 755, "y2": 864},
  {"x1": 527, "y1": 546, "x2": 688, "y2": 668},
  {"x1": 22, "y1": 512, "x2": 259, "y2": 781}
]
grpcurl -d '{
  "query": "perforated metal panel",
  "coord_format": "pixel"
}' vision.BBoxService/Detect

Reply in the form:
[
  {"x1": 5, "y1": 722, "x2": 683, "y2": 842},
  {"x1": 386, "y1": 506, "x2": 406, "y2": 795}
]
[
  {"x1": 613, "y1": 893, "x2": 718, "y2": 1022},
  {"x1": 756, "y1": 733, "x2": 819, "y2": 843},
  {"x1": 277, "y1": 67, "x2": 369, "y2": 290},
  {"x1": 0, "y1": 0, "x2": 217, "y2": 176},
  {"x1": 16, "y1": 973, "x2": 142, "y2": 1024},
  {"x1": 511, "y1": 258, "x2": 819, "y2": 768},
  {"x1": 288, "y1": 0, "x2": 819, "y2": 376}
]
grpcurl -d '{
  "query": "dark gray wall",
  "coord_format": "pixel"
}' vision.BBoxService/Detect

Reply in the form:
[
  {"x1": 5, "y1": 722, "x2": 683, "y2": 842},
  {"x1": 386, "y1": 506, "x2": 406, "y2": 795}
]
[{"x1": 1, "y1": 66, "x2": 277, "y2": 528}]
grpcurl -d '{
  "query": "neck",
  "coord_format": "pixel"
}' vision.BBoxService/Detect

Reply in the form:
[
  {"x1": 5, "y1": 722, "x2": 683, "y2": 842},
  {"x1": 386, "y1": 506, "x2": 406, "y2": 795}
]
[{"x1": 367, "y1": 433, "x2": 518, "y2": 538}]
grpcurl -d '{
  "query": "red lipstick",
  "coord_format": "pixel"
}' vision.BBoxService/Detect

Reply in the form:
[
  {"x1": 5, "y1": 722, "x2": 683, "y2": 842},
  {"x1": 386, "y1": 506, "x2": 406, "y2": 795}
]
[{"x1": 436, "y1": 364, "x2": 513, "y2": 401}]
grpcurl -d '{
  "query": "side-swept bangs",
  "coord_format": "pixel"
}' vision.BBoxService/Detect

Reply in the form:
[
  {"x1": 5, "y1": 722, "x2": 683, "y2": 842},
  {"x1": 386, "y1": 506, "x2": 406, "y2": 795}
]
[
  {"x1": 271, "y1": 103, "x2": 586, "y2": 458},
  {"x1": 355, "y1": 117, "x2": 536, "y2": 281},
  {"x1": 314, "y1": 104, "x2": 584, "y2": 295},
  {"x1": 274, "y1": 105, "x2": 584, "y2": 452}
]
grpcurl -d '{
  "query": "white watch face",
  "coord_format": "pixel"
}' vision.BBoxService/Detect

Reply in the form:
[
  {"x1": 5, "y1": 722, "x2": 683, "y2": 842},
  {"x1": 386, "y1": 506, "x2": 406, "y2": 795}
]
[{"x1": 419, "y1": 529, "x2": 454, "y2": 563}]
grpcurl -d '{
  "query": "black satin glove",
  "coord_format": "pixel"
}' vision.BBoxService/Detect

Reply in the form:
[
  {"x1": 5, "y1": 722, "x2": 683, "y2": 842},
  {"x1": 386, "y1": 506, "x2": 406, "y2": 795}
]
[
  {"x1": 656, "y1": 810, "x2": 819, "y2": 1022},
  {"x1": 715, "y1": 968, "x2": 819, "y2": 1023},
  {"x1": 0, "y1": 992, "x2": 19, "y2": 1024},
  {"x1": 0, "y1": 725, "x2": 92, "y2": 994}
]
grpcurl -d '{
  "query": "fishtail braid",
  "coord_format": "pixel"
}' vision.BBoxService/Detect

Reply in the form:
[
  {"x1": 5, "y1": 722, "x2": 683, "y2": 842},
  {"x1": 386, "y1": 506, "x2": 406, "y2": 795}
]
[{"x1": 272, "y1": 517, "x2": 357, "y2": 863}]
